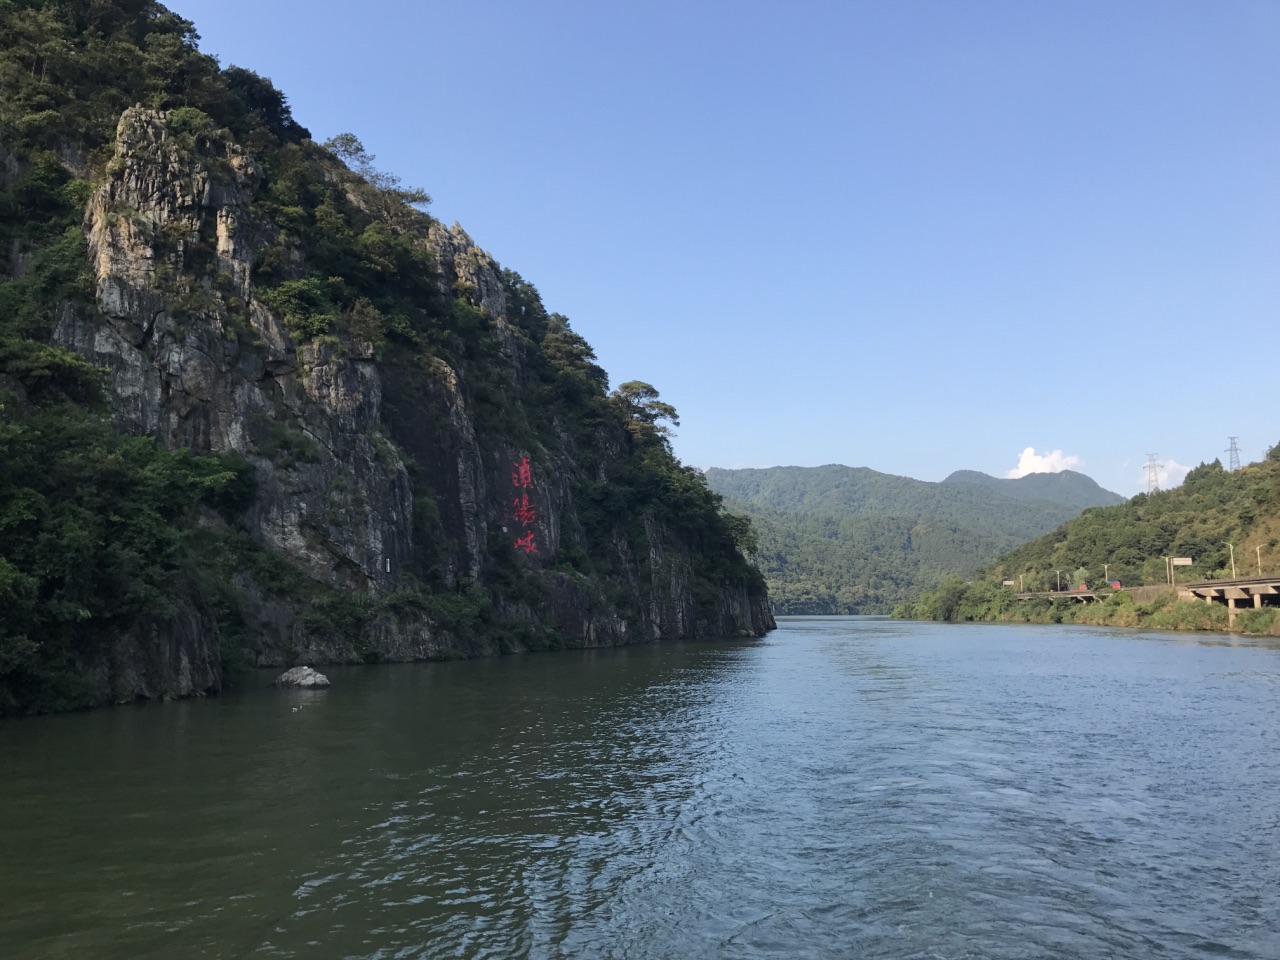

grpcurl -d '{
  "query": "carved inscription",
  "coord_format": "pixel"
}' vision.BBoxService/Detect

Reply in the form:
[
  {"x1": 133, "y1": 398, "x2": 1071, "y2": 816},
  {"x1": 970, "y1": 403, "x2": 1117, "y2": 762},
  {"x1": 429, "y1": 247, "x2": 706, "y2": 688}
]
[{"x1": 510, "y1": 455, "x2": 538, "y2": 554}]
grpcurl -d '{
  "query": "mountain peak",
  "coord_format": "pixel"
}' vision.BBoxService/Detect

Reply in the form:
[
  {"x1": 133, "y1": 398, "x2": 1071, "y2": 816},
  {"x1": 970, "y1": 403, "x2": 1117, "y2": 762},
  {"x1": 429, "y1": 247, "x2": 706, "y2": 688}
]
[{"x1": 941, "y1": 469, "x2": 1124, "y2": 508}]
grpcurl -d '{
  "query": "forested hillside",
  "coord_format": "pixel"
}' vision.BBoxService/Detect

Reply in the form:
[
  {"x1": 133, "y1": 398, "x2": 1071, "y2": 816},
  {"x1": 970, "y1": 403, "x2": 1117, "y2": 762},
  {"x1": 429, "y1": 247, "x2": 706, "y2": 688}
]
[
  {"x1": 898, "y1": 450, "x2": 1280, "y2": 634},
  {"x1": 0, "y1": 0, "x2": 770, "y2": 715},
  {"x1": 707, "y1": 465, "x2": 1119, "y2": 541},
  {"x1": 706, "y1": 464, "x2": 1123, "y2": 614},
  {"x1": 941, "y1": 470, "x2": 1124, "y2": 509},
  {"x1": 734, "y1": 505, "x2": 1011, "y2": 613}
]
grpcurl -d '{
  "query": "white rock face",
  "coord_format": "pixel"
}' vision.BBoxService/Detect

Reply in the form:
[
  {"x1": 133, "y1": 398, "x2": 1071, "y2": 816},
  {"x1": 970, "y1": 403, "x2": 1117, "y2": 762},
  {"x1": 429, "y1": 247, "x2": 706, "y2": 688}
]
[{"x1": 273, "y1": 666, "x2": 331, "y2": 688}]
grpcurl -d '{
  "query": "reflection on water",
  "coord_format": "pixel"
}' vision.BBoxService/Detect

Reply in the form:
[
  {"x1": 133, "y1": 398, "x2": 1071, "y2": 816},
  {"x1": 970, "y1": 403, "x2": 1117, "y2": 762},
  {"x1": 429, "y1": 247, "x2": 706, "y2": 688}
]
[{"x1": 2, "y1": 619, "x2": 1279, "y2": 958}]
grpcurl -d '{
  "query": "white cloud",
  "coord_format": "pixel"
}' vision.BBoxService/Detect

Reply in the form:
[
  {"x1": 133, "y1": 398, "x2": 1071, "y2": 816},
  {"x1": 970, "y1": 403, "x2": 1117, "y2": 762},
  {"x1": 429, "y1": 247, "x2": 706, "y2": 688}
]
[
  {"x1": 1006, "y1": 447, "x2": 1081, "y2": 478},
  {"x1": 1138, "y1": 458, "x2": 1191, "y2": 490}
]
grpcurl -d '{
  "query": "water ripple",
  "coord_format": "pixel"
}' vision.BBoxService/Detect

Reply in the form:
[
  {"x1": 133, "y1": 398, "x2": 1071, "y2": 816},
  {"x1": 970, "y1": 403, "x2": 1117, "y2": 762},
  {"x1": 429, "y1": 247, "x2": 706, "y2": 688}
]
[{"x1": 1, "y1": 621, "x2": 1279, "y2": 958}]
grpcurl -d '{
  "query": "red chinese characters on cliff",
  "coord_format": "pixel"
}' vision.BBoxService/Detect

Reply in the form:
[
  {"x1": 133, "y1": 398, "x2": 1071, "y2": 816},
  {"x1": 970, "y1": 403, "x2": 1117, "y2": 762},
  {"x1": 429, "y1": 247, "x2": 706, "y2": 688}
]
[
  {"x1": 512, "y1": 457, "x2": 533, "y2": 490},
  {"x1": 511, "y1": 493, "x2": 536, "y2": 525},
  {"x1": 510, "y1": 455, "x2": 538, "y2": 553}
]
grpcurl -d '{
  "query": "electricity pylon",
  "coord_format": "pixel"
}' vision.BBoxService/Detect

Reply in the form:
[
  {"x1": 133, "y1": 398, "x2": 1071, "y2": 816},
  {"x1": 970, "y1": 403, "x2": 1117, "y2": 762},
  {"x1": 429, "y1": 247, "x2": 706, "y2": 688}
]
[{"x1": 1145, "y1": 454, "x2": 1161, "y2": 492}]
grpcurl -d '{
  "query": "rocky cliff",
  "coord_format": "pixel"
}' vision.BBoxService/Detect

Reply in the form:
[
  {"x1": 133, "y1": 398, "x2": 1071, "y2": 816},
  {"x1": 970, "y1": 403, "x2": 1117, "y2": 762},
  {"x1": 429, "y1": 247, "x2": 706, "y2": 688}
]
[{"x1": 4, "y1": 97, "x2": 771, "y2": 710}]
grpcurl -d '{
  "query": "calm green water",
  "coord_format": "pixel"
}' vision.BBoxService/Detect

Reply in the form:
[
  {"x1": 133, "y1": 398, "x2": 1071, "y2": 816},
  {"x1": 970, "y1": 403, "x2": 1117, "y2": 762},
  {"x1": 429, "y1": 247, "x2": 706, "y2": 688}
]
[{"x1": 2, "y1": 618, "x2": 1279, "y2": 959}]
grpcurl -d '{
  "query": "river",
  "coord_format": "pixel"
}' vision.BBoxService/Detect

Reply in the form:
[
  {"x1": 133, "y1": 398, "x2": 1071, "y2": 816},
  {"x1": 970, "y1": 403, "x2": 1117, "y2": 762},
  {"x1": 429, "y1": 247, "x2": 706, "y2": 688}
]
[{"x1": 1, "y1": 617, "x2": 1277, "y2": 959}]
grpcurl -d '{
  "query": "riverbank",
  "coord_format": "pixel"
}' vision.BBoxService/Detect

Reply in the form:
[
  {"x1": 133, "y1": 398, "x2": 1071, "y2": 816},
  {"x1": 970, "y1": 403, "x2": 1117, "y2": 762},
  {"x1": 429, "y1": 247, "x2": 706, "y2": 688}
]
[{"x1": 894, "y1": 582, "x2": 1280, "y2": 636}]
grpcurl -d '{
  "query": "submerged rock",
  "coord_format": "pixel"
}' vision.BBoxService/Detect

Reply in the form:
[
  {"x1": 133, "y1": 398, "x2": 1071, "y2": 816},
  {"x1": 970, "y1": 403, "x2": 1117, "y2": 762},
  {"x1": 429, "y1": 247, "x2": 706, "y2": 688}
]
[{"x1": 274, "y1": 666, "x2": 331, "y2": 688}]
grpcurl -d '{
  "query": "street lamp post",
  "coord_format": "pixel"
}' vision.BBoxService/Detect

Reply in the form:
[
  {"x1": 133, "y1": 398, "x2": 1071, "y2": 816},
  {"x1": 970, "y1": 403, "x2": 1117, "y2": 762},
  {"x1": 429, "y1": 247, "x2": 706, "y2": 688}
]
[
  {"x1": 1161, "y1": 556, "x2": 1172, "y2": 585},
  {"x1": 1258, "y1": 545, "x2": 1264, "y2": 577},
  {"x1": 1055, "y1": 570, "x2": 1063, "y2": 592},
  {"x1": 1225, "y1": 542, "x2": 1237, "y2": 579}
]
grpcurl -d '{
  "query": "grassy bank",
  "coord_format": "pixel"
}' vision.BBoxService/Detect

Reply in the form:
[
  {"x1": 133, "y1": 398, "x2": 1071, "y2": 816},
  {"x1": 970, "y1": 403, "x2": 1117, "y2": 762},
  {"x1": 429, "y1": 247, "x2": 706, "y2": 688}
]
[{"x1": 894, "y1": 579, "x2": 1280, "y2": 636}]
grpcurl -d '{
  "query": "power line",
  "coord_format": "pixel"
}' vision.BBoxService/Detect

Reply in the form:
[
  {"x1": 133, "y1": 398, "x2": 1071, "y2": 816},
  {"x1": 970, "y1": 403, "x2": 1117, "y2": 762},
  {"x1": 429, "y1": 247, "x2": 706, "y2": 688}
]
[
  {"x1": 1226, "y1": 436, "x2": 1241, "y2": 472},
  {"x1": 1145, "y1": 454, "x2": 1162, "y2": 493}
]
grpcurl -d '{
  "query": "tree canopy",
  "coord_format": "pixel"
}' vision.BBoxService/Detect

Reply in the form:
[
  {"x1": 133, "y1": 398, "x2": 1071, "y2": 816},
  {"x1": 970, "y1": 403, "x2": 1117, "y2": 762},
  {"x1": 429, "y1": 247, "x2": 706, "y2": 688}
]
[{"x1": 611, "y1": 380, "x2": 679, "y2": 443}]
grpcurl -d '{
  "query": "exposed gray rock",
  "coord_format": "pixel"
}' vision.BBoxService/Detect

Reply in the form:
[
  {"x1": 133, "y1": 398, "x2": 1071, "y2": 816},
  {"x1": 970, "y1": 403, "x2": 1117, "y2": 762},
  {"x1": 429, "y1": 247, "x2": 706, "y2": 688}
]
[
  {"x1": 274, "y1": 666, "x2": 331, "y2": 688},
  {"x1": 57, "y1": 108, "x2": 414, "y2": 596},
  {"x1": 44, "y1": 107, "x2": 773, "y2": 708}
]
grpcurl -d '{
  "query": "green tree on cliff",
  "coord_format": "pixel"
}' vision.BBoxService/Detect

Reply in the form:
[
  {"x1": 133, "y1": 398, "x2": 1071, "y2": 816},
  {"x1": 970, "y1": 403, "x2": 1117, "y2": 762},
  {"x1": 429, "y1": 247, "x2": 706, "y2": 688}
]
[{"x1": 611, "y1": 380, "x2": 680, "y2": 443}]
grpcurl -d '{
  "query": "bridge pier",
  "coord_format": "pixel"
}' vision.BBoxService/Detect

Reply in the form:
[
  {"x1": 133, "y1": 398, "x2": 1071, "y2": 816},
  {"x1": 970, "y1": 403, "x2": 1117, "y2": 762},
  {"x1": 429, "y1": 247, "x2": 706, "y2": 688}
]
[{"x1": 1183, "y1": 578, "x2": 1280, "y2": 627}]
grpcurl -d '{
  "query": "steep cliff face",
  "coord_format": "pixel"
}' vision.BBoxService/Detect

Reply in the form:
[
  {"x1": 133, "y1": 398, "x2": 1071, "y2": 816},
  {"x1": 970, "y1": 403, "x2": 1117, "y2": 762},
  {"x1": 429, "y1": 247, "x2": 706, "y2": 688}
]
[
  {"x1": 56, "y1": 108, "x2": 413, "y2": 595},
  {"x1": 36, "y1": 106, "x2": 772, "y2": 705}
]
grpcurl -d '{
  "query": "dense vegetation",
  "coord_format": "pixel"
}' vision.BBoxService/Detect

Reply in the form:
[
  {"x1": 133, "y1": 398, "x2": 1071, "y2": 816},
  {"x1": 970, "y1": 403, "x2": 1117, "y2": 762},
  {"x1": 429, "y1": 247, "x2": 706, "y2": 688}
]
[
  {"x1": 728, "y1": 503, "x2": 1011, "y2": 614},
  {"x1": 706, "y1": 465, "x2": 1122, "y2": 614},
  {"x1": 896, "y1": 449, "x2": 1280, "y2": 635},
  {"x1": 0, "y1": 0, "x2": 761, "y2": 714},
  {"x1": 0, "y1": 1, "x2": 259, "y2": 710},
  {"x1": 940, "y1": 470, "x2": 1124, "y2": 510}
]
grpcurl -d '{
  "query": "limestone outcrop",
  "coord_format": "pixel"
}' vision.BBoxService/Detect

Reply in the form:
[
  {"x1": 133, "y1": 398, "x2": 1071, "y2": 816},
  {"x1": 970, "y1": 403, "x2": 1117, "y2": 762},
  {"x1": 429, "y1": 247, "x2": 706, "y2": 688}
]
[
  {"x1": 44, "y1": 107, "x2": 773, "y2": 705},
  {"x1": 57, "y1": 108, "x2": 412, "y2": 596}
]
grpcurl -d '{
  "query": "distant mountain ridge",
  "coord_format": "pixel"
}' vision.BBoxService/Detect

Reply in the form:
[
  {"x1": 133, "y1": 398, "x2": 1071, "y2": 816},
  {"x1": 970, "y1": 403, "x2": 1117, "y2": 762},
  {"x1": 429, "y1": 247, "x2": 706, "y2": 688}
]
[
  {"x1": 707, "y1": 465, "x2": 1123, "y2": 543},
  {"x1": 706, "y1": 464, "x2": 1124, "y2": 614},
  {"x1": 899, "y1": 450, "x2": 1280, "y2": 631},
  {"x1": 942, "y1": 469, "x2": 1125, "y2": 510}
]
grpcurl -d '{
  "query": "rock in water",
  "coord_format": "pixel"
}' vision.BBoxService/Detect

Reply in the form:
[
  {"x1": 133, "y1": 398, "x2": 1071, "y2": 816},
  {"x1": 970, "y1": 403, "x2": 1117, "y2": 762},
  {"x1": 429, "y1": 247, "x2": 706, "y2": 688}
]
[{"x1": 274, "y1": 666, "x2": 331, "y2": 688}]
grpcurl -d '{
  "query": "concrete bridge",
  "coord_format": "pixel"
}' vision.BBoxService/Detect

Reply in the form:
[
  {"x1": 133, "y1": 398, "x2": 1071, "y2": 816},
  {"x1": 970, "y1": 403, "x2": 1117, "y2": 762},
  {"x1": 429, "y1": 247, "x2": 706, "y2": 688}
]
[
  {"x1": 1012, "y1": 585, "x2": 1172, "y2": 604},
  {"x1": 1011, "y1": 579, "x2": 1280, "y2": 625},
  {"x1": 1180, "y1": 577, "x2": 1280, "y2": 624},
  {"x1": 1014, "y1": 590, "x2": 1099, "y2": 602}
]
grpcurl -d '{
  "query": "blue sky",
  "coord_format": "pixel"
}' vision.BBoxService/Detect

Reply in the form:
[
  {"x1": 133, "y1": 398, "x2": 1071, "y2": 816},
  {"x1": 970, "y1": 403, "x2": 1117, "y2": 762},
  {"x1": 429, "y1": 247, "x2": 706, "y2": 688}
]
[{"x1": 174, "y1": 0, "x2": 1278, "y2": 495}]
